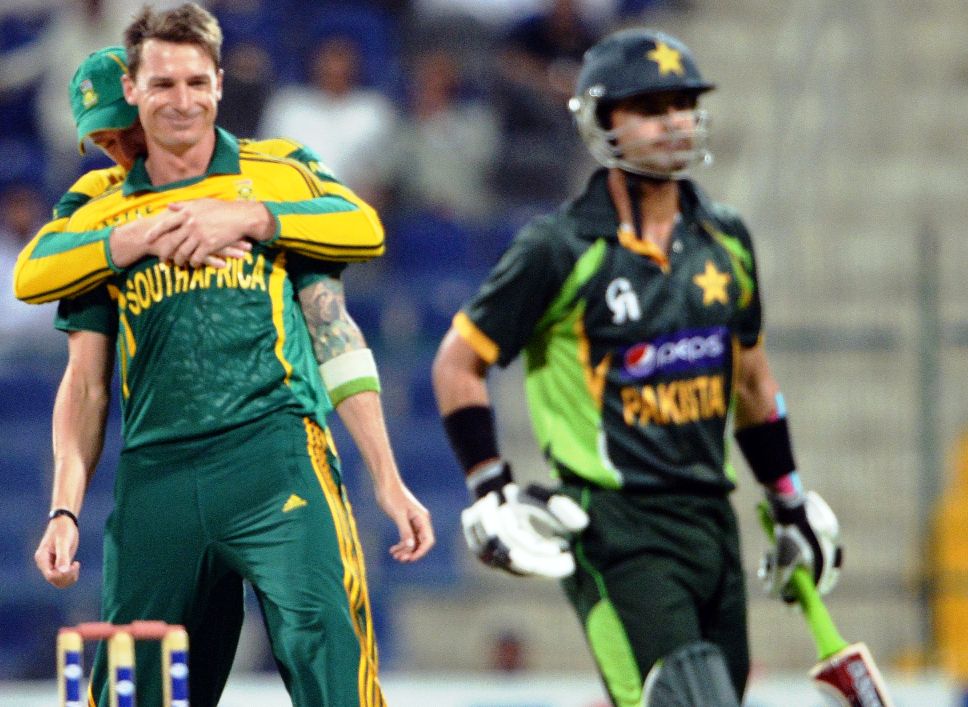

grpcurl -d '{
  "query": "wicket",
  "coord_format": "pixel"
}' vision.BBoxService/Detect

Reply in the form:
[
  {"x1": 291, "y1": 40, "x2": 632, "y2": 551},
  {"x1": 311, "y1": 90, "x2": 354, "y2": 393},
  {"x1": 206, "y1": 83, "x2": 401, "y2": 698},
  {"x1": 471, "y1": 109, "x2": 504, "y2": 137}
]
[{"x1": 56, "y1": 621, "x2": 189, "y2": 707}]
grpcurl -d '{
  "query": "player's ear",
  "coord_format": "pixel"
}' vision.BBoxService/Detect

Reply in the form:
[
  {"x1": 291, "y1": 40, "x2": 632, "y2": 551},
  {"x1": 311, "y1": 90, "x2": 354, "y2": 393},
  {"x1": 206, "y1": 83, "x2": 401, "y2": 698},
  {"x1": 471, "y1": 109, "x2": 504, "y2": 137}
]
[
  {"x1": 214, "y1": 68, "x2": 224, "y2": 101},
  {"x1": 122, "y1": 73, "x2": 137, "y2": 106}
]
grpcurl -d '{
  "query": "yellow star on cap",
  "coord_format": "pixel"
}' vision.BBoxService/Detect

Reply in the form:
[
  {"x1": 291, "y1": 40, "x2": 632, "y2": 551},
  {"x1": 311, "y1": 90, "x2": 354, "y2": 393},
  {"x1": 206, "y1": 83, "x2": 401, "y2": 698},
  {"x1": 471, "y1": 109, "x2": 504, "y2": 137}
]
[
  {"x1": 647, "y1": 41, "x2": 685, "y2": 76},
  {"x1": 693, "y1": 261, "x2": 731, "y2": 305}
]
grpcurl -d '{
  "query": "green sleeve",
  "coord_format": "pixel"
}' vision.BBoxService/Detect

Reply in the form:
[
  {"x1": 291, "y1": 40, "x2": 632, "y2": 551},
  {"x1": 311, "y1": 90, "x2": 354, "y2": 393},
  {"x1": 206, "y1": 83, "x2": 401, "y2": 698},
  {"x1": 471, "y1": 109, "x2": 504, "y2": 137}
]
[
  {"x1": 287, "y1": 252, "x2": 347, "y2": 292},
  {"x1": 713, "y1": 206, "x2": 762, "y2": 347},
  {"x1": 284, "y1": 144, "x2": 339, "y2": 182},
  {"x1": 55, "y1": 286, "x2": 118, "y2": 337}
]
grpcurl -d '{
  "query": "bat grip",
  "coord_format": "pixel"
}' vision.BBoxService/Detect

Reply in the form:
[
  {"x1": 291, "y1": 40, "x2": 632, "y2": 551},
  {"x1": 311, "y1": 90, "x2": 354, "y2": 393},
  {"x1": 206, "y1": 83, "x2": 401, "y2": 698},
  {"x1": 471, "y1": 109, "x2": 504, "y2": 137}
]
[{"x1": 790, "y1": 567, "x2": 848, "y2": 660}]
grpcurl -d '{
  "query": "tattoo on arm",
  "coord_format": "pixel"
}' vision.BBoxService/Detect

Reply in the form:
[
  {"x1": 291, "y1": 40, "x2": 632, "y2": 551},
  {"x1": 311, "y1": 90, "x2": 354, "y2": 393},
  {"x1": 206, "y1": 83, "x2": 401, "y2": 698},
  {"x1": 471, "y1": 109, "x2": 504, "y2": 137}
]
[{"x1": 299, "y1": 276, "x2": 367, "y2": 362}]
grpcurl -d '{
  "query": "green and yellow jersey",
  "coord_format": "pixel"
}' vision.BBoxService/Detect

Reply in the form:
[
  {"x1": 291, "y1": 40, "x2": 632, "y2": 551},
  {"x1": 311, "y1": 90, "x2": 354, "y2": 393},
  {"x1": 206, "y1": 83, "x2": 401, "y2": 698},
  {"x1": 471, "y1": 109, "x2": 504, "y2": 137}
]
[
  {"x1": 13, "y1": 131, "x2": 380, "y2": 303},
  {"x1": 455, "y1": 169, "x2": 762, "y2": 493},
  {"x1": 53, "y1": 129, "x2": 377, "y2": 450}
]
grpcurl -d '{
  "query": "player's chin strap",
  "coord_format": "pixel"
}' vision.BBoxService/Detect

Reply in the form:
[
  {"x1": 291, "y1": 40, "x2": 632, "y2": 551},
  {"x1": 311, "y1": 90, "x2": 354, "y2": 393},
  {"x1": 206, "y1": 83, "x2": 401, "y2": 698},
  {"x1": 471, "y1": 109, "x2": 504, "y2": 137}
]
[{"x1": 642, "y1": 641, "x2": 740, "y2": 707}]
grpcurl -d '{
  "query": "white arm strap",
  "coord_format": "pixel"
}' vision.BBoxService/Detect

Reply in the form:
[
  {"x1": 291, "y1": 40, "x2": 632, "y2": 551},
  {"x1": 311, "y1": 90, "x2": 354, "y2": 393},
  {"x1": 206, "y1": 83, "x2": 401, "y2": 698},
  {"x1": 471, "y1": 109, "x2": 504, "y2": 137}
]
[{"x1": 318, "y1": 348, "x2": 380, "y2": 406}]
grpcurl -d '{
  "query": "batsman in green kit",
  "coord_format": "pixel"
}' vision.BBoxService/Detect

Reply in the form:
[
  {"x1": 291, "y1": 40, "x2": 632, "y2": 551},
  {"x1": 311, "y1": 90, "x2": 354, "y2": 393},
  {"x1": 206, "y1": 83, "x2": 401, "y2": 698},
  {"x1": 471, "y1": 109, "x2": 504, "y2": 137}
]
[
  {"x1": 434, "y1": 28, "x2": 844, "y2": 707},
  {"x1": 27, "y1": 4, "x2": 405, "y2": 705}
]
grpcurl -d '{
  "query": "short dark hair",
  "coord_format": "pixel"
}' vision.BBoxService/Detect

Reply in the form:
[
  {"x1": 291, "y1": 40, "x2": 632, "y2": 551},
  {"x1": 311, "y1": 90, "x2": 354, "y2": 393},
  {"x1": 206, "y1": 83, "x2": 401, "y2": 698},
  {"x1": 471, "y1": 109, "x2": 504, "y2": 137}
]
[{"x1": 125, "y1": 2, "x2": 223, "y2": 78}]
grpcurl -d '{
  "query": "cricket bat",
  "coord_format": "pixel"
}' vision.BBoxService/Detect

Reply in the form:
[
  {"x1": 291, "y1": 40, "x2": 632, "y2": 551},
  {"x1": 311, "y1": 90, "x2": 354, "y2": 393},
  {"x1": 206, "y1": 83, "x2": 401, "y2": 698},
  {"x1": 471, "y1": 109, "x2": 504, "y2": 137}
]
[{"x1": 758, "y1": 504, "x2": 895, "y2": 706}]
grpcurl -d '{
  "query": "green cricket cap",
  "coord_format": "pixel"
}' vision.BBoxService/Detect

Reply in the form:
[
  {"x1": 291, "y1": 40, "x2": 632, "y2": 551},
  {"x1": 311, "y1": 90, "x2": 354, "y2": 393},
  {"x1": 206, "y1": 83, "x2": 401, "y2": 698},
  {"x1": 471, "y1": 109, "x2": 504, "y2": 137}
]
[{"x1": 69, "y1": 46, "x2": 139, "y2": 154}]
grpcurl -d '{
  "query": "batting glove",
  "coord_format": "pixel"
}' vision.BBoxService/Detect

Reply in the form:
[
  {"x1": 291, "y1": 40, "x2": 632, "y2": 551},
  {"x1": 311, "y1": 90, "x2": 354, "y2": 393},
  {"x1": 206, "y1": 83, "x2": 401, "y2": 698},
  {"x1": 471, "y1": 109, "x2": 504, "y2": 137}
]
[
  {"x1": 760, "y1": 490, "x2": 843, "y2": 602},
  {"x1": 461, "y1": 462, "x2": 589, "y2": 579}
]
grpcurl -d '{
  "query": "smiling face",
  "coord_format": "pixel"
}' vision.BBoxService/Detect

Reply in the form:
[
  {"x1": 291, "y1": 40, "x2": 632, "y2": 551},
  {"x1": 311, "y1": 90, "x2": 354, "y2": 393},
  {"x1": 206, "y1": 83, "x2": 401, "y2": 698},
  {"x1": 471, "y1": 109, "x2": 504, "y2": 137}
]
[{"x1": 122, "y1": 38, "x2": 222, "y2": 156}]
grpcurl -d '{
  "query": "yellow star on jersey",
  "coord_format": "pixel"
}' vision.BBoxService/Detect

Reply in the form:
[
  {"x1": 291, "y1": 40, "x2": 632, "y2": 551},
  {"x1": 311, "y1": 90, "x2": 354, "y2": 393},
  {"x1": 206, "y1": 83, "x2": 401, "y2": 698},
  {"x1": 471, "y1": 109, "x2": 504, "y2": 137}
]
[
  {"x1": 693, "y1": 261, "x2": 731, "y2": 305},
  {"x1": 647, "y1": 41, "x2": 685, "y2": 76}
]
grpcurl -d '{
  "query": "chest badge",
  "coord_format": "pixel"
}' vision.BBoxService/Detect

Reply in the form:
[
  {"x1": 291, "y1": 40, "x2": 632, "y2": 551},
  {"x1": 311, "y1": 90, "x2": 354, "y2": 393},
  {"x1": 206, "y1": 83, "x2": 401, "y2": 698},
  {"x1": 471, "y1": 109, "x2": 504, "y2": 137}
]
[
  {"x1": 693, "y1": 260, "x2": 731, "y2": 305},
  {"x1": 606, "y1": 277, "x2": 641, "y2": 324}
]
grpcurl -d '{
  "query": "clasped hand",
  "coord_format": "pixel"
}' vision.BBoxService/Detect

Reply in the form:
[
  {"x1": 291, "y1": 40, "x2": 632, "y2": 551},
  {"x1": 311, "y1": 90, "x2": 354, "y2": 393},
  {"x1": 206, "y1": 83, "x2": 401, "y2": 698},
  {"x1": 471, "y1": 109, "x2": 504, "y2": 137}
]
[{"x1": 144, "y1": 199, "x2": 267, "y2": 268}]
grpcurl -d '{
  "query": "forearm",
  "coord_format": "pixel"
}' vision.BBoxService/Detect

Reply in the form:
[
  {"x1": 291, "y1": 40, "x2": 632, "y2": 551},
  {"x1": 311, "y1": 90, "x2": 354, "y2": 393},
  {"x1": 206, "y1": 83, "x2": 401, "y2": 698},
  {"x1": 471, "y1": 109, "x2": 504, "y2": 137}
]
[
  {"x1": 17, "y1": 215, "x2": 171, "y2": 304},
  {"x1": 109, "y1": 219, "x2": 159, "y2": 268},
  {"x1": 14, "y1": 168, "x2": 131, "y2": 303},
  {"x1": 733, "y1": 342, "x2": 781, "y2": 428},
  {"x1": 296, "y1": 275, "x2": 404, "y2": 490},
  {"x1": 433, "y1": 326, "x2": 506, "y2": 494},
  {"x1": 733, "y1": 343, "x2": 800, "y2": 493},
  {"x1": 337, "y1": 386, "x2": 436, "y2": 562},
  {"x1": 335, "y1": 391, "x2": 403, "y2": 490},
  {"x1": 266, "y1": 183, "x2": 385, "y2": 262},
  {"x1": 14, "y1": 221, "x2": 114, "y2": 303},
  {"x1": 50, "y1": 331, "x2": 113, "y2": 515},
  {"x1": 233, "y1": 201, "x2": 275, "y2": 243},
  {"x1": 50, "y1": 364, "x2": 109, "y2": 514}
]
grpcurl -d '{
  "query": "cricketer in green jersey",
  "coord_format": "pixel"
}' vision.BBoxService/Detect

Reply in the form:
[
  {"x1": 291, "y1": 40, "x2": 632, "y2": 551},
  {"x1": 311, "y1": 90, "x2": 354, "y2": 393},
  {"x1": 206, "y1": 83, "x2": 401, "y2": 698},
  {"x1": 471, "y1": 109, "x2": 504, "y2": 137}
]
[
  {"x1": 434, "y1": 28, "x2": 843, "y2": 707},
  {"x1": 29, "y1": 5, "x2": 430, "y2": 706},
  {"x1": 17, "y1": 43, "x2": 430, "y2": 428}
]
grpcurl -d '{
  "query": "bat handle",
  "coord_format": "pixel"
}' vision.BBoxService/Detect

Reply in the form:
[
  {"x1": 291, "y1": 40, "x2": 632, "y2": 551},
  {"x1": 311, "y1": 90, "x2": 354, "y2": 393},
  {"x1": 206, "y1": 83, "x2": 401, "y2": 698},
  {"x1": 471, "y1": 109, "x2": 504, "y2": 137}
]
[
  {"x1": 792, "y1": 566, "x2": 848, "y2": 660},
  {"x1": 757, "y1": 502, "x2": 848, "y2": 661}
]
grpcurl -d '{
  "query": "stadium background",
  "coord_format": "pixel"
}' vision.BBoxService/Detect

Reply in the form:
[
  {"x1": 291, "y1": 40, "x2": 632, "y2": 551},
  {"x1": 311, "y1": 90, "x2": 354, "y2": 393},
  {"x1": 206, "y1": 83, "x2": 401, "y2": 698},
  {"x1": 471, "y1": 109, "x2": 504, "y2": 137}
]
[{"x1": 0, "y1": 0, "x2": 966, "y2": 704}]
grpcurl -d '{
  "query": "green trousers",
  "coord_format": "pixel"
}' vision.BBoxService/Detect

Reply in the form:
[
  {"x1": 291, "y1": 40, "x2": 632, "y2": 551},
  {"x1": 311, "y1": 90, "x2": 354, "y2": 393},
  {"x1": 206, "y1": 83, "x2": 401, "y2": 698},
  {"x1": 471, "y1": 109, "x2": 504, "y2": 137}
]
[
  {"x1": 560, "y1": 484, "x2": 750, "y2": 707},
  {"x1": 88, "y1": 413, "x2": 383, "y2": 706}
]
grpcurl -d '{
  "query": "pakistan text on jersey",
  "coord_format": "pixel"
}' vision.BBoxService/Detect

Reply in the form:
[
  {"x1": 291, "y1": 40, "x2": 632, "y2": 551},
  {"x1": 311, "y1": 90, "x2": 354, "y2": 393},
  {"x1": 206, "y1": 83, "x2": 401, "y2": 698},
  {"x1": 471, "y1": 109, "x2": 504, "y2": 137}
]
[
  {"x1": 107, "y1": 253, "x2": 269, "y2": 316},
  {"x1": 620, "y1": 374, "x2": 726, "y2": 427}
]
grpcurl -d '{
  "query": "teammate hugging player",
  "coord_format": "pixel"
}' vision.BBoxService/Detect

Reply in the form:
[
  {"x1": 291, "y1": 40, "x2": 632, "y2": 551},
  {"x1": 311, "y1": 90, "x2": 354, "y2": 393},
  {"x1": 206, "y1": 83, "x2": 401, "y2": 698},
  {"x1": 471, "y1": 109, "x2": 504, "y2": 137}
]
[
  {"x1": 433, "y1": 27, "x2": 842, "y2": 706},
  {"x1": 27, "y1": 4, "x2": 432, "y2": 706}
]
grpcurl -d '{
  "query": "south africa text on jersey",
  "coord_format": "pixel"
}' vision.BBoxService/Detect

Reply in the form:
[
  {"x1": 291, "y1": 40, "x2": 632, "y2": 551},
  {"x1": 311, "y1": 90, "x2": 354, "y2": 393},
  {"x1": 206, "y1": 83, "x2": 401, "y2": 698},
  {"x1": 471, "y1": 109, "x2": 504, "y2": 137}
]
[
  {"x1": 106, "y1": 253, "x2": 269, "y2": 316},
  {"x1": 620, "y1": 374, "x2": 726, "y2": 427}
]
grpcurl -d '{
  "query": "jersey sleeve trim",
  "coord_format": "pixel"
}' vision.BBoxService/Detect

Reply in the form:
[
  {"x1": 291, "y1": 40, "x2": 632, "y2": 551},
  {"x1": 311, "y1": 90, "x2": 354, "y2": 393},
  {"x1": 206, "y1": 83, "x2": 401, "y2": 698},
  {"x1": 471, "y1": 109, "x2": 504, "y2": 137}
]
[
  {"x1": 20, "y1": 267, "x2": 115, "y2": 304},
  {"x1": 453, "y1": 311, "x2": 500, "y2": 365},
  {"x1": 28, "y1": 226, "x2": 112, "y2": 259},
  {"x1": 103, "y1": 229, "x2": 121, "y2": 274},
  {"x1": 264, "y1": 194, "x2": 357, "y2": 218},
  {"x1": 53, "y1": 191, "x2": 94, "y2": 220},
  {"x1": 13, "y1": 225, "x2": 113, "y2": 303},
  {"x1": 241, "y1": 153, "x2": 385, "y2": 262}
]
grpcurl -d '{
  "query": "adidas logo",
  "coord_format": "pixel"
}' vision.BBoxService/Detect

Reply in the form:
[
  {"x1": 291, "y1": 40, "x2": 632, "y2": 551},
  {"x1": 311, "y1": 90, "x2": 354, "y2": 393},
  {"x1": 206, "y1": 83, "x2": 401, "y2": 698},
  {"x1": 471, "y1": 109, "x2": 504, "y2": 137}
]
[{"x1": 282, "y1": 494, "x2": 308, "y2": 513}]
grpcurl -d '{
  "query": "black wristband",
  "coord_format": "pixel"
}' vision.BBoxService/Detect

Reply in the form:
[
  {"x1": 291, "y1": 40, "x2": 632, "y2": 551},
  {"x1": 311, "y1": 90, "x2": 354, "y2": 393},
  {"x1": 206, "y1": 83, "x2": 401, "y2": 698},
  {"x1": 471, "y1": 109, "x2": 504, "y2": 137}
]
[
  {"x1": 442, "y1": 405, "x2": 501, "y2": 473},
  {"x1": 734, "y1": 417, "x2": 796, "y2": 486},
  {"x1": 49, "y1": 508, "x2": 79, "y2": 528}
]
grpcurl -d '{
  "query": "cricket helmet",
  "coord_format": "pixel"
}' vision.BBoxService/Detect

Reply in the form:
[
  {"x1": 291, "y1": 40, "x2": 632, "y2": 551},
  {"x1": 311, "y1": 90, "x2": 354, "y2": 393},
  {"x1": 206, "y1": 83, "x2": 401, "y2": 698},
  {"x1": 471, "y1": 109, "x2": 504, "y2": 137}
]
[{"x1": 569, "y1": 28, "x2": 715, "y2": 178}]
